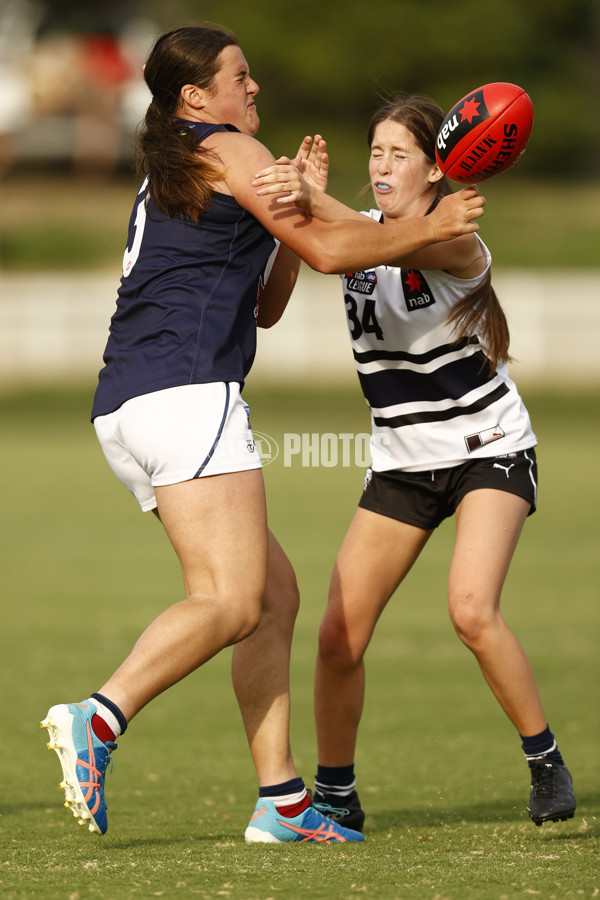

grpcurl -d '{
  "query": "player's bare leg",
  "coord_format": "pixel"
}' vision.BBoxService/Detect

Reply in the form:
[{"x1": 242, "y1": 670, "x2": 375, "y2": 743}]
[
  {"x1": 314, "y1": 508, "x2": 431, "y2": 829},
  {"x1": 316, "y1": 507, "x2": 430, "y2": 764},
  {"x1": 448, "y1": 489, "x2": 546, "y2": 734},
  {"x1": 97, "y1": 468, "x2": 269, "y2": 720},
  {"x1": 448, "y1": 487, "x2": 575, "y2": 825},
  {"x1": 232, "y1": 531, "x2": 299, "y2": 787},
  {"x1": 42, "y1": 468, "x2": 269, "y2": 833}
]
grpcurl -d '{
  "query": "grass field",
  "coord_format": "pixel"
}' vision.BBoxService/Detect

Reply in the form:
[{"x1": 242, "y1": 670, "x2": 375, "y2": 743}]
[{"x1": 0, "y1": 383, "x2": 598, "y2": 899}]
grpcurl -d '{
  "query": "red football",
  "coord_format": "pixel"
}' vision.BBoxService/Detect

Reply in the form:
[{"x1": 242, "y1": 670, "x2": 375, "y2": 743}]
[{"x1": 435, "y1": 82, "x2": 534, "y2": 183}]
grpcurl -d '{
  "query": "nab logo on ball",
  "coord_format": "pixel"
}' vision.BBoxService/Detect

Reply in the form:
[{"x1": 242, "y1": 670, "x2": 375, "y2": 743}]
[
  {"x1": 402, "y1": 269, "x2": 435, "y2": 312},
  {"x1": 435, "y1": 82, "x2": 534, "y2": 183},
  {"x1": 436, "y1": 89, "x2": 490, "y2": 165}
]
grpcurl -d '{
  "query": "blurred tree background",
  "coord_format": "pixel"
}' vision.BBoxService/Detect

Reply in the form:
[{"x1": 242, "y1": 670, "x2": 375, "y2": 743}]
[
  {"x1": 151, "y1": 0, "x2": 600, "y2": 194},
  {"x1": 1, "y1": 0, "x2": 598, "y2": 270}
]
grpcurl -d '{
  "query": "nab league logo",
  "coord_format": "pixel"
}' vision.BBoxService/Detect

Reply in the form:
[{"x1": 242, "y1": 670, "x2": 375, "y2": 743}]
[
  {"x1": 435, "y1": 89, "x2": 491, "y2": 164},
  {"x1": 346, "y1": 271, "x2": 377, "y2": 295},
  {"x1": 402, "y1": 269, "x2": 436, "y2": 312}
]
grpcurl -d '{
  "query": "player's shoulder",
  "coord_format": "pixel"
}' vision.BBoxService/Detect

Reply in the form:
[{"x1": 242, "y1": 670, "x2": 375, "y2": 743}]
[
  {"x1": 205, "y1": 129, "x2": 274, "y2": 167},
  {"x1": 443, "y1": 233, "x2": 491, "y2": 280}
]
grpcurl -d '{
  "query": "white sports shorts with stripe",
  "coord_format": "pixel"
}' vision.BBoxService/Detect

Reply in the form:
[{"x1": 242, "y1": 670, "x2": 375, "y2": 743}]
[
  {"x1": 358, "y1": 448, "x2": 537, "y2": 530},
  {"x1": 93, "y1": 383, "x2": 262, "y2": 512}
]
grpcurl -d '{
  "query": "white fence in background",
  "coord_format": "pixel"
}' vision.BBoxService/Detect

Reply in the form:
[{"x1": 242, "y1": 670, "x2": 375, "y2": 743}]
[{"x1": 0, "y1": 267, "x2": 599, "y2": 387}]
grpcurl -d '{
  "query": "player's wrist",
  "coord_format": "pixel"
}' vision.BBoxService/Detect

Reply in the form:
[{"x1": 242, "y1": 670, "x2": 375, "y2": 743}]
[{"x1": 415, "y1": 212, "x2": 438, "y2": 247}]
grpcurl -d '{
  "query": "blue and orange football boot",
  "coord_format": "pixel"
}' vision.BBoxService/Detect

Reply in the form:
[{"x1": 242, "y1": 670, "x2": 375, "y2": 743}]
[
  {"x1": 41, "y1": 699, "x2": 116, "y2": 834},
  {"x1": 245, "y1": 797, "x2": 364, "y2": 843}
]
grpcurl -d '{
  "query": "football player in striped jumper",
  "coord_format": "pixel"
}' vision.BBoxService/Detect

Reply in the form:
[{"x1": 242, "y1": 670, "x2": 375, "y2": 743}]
[
  {"x1": 253, "y1": 97, "x2": 576, "y2": 831},
  {"x1": 41, "y1": 29, "x2": 484, "y2": 844}
]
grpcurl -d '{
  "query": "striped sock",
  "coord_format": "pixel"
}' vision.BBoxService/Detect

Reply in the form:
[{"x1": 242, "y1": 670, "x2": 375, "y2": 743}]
[
  {"x1": 259, "y1": 777, "x2": 310, "y2": 818},
  {"x1": 315, "y1": 764, "x2": 356, "y2": 798},
  {"x1": 90, "y1": 692, "x2": 128, "y2": 744}
]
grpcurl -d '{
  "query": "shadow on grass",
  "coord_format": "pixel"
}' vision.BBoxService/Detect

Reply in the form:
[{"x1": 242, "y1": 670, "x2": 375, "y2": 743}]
[
  {"x1": 106, "y1": 834, "x2": 242, "y2": 850},
  {"x1": 8, "y1": 787, "x2": 598, "y2": 846},
  {"x1": 365, "y1": 790, "x2": 598, "y2": 836}
]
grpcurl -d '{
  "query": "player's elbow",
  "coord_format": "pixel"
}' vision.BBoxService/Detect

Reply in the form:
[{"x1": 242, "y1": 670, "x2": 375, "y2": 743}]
[
  {"x1": 257, "y1": 310, "x2": 281, "y2": 329},
  {"x1": 303, "y1": 246, "x2": 341, "y2": 275},
  {"x1": 312, "y1": 258, "x2": 341, "y2": 275}
]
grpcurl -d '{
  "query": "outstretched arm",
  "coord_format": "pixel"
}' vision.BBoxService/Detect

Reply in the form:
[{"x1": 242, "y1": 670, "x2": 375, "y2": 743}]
[
  {"x1": 253, "y1": 145, "x2": 487, "y2": 275},
  {"x1": 213, "y1": 131, "x2": 485, "y2": 274}
]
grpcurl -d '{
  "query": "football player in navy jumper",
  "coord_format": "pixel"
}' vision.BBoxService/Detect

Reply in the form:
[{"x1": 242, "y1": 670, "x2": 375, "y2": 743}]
[
  {"x1": 252, "y1": 96, "x2": 576, "y2": 831},
  {"x1": 41, "y1": 29, "x2": 485, "y2": 843}
]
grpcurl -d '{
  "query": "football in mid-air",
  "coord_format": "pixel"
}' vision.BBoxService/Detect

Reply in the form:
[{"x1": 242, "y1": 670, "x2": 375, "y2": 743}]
[{"x1": 435, "y1": 82, "x2": 534, "y2": 183}]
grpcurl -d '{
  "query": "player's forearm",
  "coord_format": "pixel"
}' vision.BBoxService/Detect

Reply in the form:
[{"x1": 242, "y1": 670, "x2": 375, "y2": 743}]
[
  {"x1": 256, "y1": 242, "x2": 301, "y2": 328},
  {"x1": 303, "y1": 187, "x2": 365, "y2": 224},
  {"x1": 303, "y1": 214, "x2": 438, "y2": 274}
]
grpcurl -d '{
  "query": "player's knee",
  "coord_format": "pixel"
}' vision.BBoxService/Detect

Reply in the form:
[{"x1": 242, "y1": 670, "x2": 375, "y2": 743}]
[
  {"x1": 448, "y1": 590, "x2": 494, "y2": 647},
  {"x1": 238, "y1": 601, "x2": 264, "y2": 639},
  {"x1": 187, "y1": 588, "x2": 262, "y2": 644},
  {"x1": 225, "y1": 605, "x2": 262, "y2": 644},
  {"x1": 318, "y1": 614, "x2": 363, "y2": 668},
  {"x1": 260, "y1": 565, "x2": 299, "y2": 640}
]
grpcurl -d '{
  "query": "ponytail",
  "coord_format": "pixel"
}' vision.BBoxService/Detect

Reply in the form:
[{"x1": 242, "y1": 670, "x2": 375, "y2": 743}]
[
  {"x1": 135, "y1": 102, "x2": 223, "y2": 221},
  {"x1": 134, "y1": 25, "x2": 238, "y2": 222}
]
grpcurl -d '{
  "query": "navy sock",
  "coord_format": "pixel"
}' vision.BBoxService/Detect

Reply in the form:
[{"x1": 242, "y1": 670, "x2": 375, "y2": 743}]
[
  {"x1": 315, "y1": 764, "x2": 356, "y2": 797},
  {"x1": 520, "y1": 724, "x2": 564, "y2": 768}
]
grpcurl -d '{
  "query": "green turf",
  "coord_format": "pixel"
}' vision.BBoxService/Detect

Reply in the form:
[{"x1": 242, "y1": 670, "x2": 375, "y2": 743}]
[{"x1": 0, "y1": 383, "x2": 598, "y2": 899}]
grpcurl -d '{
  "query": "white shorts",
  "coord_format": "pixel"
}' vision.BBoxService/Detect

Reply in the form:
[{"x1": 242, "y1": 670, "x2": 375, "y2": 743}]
[{"x1": 93, "y1": 383, "x2": 262, "y2": 511}]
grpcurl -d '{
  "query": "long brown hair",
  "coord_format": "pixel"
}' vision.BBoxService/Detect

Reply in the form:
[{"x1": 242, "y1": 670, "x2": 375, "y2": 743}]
[
  {"x1": 135, "y1": 25, "x2": 238, "y2": 222},
  {"x1": 368, "y1": 96, "x2": 511, "y2": 372}
]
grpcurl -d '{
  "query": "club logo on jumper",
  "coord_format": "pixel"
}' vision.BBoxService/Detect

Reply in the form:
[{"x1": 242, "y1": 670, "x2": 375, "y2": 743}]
[
  {"x1": 402, "y1": 269, "x2": 436, "y2": 311},
  {"x1": 465, "y1": 425, "x2": 505, "y2": 453},
  {"x1": 345, "y1": 271, "x2": 377, "y2": 295},
  {"x1": 436, "y1": 89, "x2": 490, "y2": 163}
]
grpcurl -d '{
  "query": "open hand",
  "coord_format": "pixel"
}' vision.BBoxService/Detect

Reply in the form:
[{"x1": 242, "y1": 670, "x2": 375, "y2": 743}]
[
  {"x1": 252, "y1": 135, "x2": 328, "y2": 211},
  {"x1": 292, "y1": 134, "x2": 329, "y2": 193},
  {"x1": 252, "y1": 159, "x2": 311, "y2": 207}
]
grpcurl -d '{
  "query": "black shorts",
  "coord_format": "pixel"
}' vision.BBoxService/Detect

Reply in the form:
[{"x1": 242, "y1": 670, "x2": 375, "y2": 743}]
[{"x1": 358, "y1": 448, "x2": 537, "y2": 530}]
